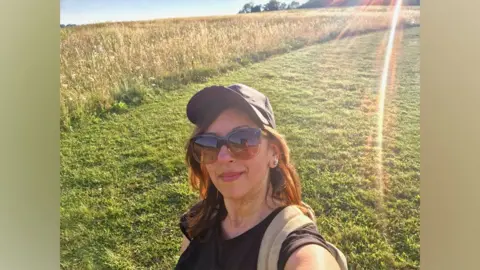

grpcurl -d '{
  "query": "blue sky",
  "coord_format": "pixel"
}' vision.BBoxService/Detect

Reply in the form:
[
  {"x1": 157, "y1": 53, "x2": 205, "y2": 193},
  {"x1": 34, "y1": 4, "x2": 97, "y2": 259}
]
[{"x1": 60, "y1": 0, "x2": 307, "y2": 25}]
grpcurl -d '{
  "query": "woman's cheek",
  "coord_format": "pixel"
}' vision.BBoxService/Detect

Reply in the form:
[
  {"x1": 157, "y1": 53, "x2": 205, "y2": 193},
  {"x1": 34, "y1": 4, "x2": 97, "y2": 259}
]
[{"x1": 205, "y1": 165, "x2": 217, "y2": 183}]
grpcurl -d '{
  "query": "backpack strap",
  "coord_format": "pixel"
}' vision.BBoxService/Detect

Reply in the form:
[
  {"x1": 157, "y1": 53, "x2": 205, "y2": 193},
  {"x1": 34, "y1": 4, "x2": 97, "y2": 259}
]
[
  {"x1": 325, "y1": 241, "x2": 348, "y2": 270},
  {"x1": 258, "y1": 205, "x2": 310, "y2": 270},
  {"x1": 257, "y1": 205, "x2": 348, "y2": 270}
]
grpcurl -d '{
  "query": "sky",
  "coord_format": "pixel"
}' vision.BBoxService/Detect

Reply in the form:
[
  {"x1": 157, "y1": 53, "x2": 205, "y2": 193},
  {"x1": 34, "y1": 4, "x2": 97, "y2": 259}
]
[{"x1": 60, "y1": 0, "x2": 307, "y2": 25}]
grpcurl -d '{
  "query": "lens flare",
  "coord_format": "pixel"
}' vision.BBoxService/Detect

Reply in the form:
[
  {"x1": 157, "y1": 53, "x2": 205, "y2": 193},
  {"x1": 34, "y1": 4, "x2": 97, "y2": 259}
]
[
  {"x1": 376, "y1": 0, "x2": 403, "y2": 200},
  {"x1": 334, "y1": 0, "x2": 375, "y2": 42}
]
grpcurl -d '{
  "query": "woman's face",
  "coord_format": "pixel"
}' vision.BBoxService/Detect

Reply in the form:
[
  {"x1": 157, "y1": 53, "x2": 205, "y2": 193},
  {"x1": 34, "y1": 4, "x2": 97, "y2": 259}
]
[{"x1": 203, "y1": 108, "x2": 275, "y2": 201}]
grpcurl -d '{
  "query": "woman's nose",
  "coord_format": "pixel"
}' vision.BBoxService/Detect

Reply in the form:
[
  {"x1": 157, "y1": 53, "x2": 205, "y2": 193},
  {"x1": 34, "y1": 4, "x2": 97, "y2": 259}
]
[{"x1": 217, "y1": 145, "x2": 234, "y2": 162}]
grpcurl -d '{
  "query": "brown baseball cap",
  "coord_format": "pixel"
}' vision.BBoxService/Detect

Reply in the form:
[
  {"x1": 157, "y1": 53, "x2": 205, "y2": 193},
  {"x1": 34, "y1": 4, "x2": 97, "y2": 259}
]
[{"x1": 186, "y1": 83, "x2": 276, "y2": 129}]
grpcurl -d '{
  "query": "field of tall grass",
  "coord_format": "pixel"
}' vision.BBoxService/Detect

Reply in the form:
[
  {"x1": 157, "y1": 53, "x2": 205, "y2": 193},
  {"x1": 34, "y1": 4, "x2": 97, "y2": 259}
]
[{"x1": 60, "y1": 6, "x2": 419, "y2": 129}]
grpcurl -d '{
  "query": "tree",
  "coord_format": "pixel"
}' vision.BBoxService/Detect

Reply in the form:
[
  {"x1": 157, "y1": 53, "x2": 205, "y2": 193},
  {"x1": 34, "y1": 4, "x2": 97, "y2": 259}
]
[
  {"x1": 288, "y1": 1, "x2": 300, "y2": 9},
  {"x1": 263, "y1": 0, "x2": 282, "y2": 11},
  {"x1": 299, "y1": 0, "x2": 331, "y2": 8},
  {"x1": 251, "y1": 4, "x2": 263, "y2": 12},
  {"x1": 239, "y1": 2, "x2": 255, "y2": 13},
  {"x1": 404, "y1": 0, "x2": 421, "y2": 5},
  {"x1": 279, "y1": 2, "x2": 288, "y2": 10}
]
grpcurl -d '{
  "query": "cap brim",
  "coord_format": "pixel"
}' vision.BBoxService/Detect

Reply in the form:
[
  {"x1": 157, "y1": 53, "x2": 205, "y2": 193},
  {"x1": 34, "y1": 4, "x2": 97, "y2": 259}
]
[{"x1": 186, "y1": 86, "x2": 269, "y2": 128}]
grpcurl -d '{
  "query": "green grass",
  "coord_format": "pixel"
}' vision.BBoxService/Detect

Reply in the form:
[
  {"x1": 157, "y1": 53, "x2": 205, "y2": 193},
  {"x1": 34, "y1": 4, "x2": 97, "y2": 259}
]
[
  {"x1": 61, "y1": 27, "x2": 420, "y2": 269},
  {"x1": 381, "y1": 30, "x2": 420, "y2": 269}
]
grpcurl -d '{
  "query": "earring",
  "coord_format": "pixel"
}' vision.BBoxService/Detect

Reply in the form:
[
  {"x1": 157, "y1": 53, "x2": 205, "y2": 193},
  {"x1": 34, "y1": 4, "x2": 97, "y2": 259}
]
[{"x1": 272, "y1": 157, "x2": 279, "y2": 168}]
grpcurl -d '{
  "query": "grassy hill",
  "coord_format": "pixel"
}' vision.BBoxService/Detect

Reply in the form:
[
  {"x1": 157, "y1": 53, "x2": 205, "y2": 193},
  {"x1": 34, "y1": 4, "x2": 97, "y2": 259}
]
[{"x1": 60, "y1": 18, "x2": 420, "y2": 269}]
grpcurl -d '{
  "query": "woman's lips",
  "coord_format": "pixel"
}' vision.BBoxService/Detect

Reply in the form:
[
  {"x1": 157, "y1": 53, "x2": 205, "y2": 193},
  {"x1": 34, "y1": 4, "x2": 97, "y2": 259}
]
[{"x1": 219, "y1": 172, "x2": 244, "y2": 182}]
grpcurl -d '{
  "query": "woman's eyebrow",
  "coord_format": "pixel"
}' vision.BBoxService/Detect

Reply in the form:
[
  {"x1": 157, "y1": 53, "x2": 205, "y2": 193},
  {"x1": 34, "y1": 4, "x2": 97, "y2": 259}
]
[{"x1": 231, "y1": 125, "x2": 250, "y2": 131}]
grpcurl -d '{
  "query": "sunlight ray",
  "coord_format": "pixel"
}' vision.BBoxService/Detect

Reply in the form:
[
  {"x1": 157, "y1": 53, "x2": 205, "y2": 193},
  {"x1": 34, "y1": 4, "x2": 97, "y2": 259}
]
[{"x1": 376, "y1": 0, "x2": 403, "y2": 200}]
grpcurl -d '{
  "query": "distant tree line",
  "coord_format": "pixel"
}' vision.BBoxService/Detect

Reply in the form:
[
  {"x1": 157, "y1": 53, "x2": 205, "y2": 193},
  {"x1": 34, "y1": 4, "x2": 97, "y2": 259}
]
[
  {"x1": 239, "y1": 0, "x2": 419, "y2": 13},
  {"x1": 239, "y1": 1, "x2": 301, "y2": 13},
  {"x1": 60, "y1": 24, "x2": 77, "y2": 28},
  {"x1": 299, "y1": 0, "x2": 420, "y2": 8}
]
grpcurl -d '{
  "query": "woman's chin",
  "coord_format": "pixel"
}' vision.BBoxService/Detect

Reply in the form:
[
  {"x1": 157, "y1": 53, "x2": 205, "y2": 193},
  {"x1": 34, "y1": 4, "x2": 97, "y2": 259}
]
[{"x1": 219, "y1": 188, "x2": 249, "y2": 201}]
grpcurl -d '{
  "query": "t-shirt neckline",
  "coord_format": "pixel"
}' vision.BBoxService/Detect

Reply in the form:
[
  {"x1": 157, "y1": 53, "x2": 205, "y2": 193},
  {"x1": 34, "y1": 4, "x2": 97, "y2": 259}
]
[{"x1": 218, "y1": 206, "x2": 287, "y2": 243}]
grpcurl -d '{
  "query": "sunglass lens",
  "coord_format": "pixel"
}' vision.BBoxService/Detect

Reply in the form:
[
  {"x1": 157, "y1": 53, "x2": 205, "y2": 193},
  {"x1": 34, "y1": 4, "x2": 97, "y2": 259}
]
[
  {"x1": 228, "y1": 129, "x2": 261, "y2": 159},
  {"x1": 192, "y1": 136, "x2": 218, "y2": 163}
]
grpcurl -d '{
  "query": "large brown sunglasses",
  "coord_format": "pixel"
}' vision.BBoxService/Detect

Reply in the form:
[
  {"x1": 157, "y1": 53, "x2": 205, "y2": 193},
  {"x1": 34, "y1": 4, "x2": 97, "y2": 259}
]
[{"x1": 190, "y1": 127, "x2": 264, "y2": 164}]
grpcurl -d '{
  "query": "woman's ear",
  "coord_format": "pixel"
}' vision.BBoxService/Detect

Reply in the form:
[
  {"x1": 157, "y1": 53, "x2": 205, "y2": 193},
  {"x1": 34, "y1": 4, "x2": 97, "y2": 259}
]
[
  {"x1": 268, "y1": 143, "x2": 280, "y2": 168},
  {"x1": 267, "y1": 142, "x2": 276, "y2": 155}
]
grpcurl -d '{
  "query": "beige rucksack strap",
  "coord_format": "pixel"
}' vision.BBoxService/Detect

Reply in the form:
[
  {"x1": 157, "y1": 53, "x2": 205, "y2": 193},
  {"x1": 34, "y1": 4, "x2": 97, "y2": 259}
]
[
  {"x1": 325, "y1": 242, "x2": 348, "y2": 270},
  {"x1": 258, "y1": 205, "x2": 310, "y2": 270},
  {"x1": 257, "y1": 205, "x2": 348, "y2": 270}
]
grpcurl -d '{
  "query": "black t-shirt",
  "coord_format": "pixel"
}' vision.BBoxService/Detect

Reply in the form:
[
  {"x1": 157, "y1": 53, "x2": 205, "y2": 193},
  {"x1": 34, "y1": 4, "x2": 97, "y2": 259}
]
[{"x1": 175, "y1": 206, "x2": 335, "y2": 270}]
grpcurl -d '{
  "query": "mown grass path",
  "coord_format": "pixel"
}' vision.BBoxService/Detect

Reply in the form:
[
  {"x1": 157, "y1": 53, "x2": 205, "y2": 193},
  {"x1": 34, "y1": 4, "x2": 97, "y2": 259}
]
[{"x1": 61, "y1": 27, "x2": 419, "y2": 269}]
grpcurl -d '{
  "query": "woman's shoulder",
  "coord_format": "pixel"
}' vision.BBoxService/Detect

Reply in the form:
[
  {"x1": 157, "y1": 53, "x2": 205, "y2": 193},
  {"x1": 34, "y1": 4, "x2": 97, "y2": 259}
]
[
  {"x1": 277, "y1": 221, "x2": 338, "y2": 270},
  {"x1": 280, "y1": 222, "x2": 329, "y2": 250}
]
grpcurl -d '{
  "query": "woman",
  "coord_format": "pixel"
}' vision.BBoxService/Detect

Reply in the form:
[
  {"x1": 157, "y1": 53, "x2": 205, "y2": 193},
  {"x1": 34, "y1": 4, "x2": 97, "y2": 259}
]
[{"x1": 175, "y1": 84, "x2": 345, "y2": 270}]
